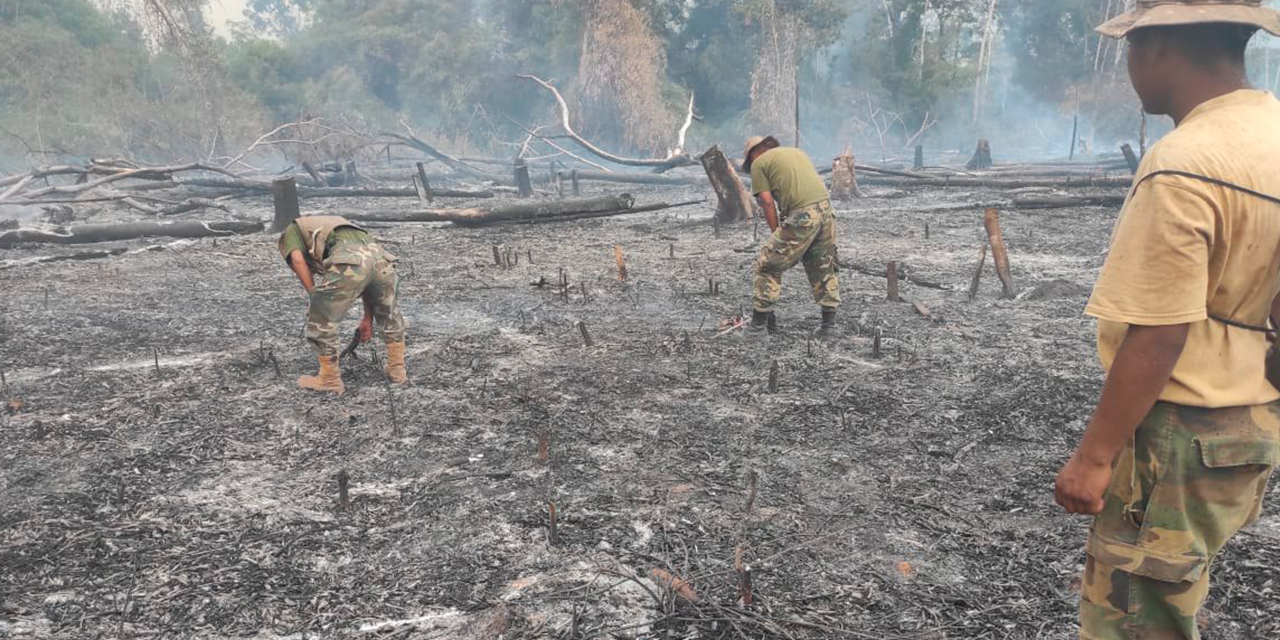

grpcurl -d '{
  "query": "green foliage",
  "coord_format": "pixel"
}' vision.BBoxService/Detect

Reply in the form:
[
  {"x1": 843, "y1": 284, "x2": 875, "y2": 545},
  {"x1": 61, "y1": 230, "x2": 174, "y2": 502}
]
[{"x1": 1001, "y1": 0, "x2": 1101, "y2": 104}]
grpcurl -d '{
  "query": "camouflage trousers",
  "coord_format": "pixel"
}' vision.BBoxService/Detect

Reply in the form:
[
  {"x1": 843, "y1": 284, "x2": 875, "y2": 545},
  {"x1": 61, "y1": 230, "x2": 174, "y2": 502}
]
[
  {"x1": 1081, "y1": 401, "x2": 1280, "y2": 640},
  {"x1": 305, "y1": 242, "x2": 406, "y2": 356},
  {"x1": 753, "y1": 199, "x2": 841, "y2": 313}
]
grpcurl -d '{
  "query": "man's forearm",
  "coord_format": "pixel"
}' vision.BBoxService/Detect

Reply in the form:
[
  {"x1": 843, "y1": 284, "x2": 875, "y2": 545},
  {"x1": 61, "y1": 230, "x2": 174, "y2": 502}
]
[
  {"x1": 764, "y1": 203, "x2": 779, "y2": 231},
  {"x1": 288, "y1": 251, "x2": 315, "y2": 293},
  {"x1": 1077, "y1": 323, "x2": 1189, "y2": 465}
]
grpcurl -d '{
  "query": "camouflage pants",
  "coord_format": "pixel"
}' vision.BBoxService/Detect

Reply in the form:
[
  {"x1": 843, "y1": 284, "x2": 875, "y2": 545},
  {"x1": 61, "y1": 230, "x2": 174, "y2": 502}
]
[
  {"x1": 753, "y1": 200, "x2": 841, "y2": 313},
  {"x1": 305, "y1": 242, "x2": 406, "y2": 356},
  {"x1": 1081, "y1": 402, "x2": 1280, "y2": 640}
]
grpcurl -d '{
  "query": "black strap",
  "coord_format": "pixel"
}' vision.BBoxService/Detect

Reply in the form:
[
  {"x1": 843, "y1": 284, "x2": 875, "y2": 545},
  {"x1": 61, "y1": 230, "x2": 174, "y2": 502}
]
[
  {"x1": 1133, "y1": 170, "x2": 1280, "y2": 335},
  {"x1": 1135, "y1": 170, "x2": 1280, "y2": 206}
]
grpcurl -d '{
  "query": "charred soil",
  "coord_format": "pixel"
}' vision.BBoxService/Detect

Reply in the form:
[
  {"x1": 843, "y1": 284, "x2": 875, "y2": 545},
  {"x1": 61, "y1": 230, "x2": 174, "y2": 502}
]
[{"x1": 1, "y1": 184, "x2": 1277, "y2": 639}]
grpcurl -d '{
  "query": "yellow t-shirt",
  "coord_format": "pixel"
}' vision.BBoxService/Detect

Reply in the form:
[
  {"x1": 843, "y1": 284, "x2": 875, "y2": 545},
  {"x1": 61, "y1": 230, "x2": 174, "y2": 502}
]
[
  {"x1": 750, "y1": 147, "x2": 830, "y2": 215},
  {"x1": 1086, "y1": 90, "x2": 1280, "y2": 408}
]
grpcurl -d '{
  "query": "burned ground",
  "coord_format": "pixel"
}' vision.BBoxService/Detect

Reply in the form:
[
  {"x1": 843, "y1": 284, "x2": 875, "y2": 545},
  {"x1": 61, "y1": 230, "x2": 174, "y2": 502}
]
[{"x1": 1, "y1": 184, "x2": 1278, "y2": 639}]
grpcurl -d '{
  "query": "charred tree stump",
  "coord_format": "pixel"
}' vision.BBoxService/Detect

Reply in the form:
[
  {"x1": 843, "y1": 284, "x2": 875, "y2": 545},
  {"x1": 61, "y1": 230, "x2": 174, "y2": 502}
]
[
  {"x1": 344, "y1": 160, "x2": 359, "y2": 185},
  {"x1": 1121, "y1": 144, "x2": 1140, "y2": 174},
  {"x1": 415, "y1": 162, "x2": 434, "y2": 204},
  {"x1": 966, "y1": 139, "x2": 994, "y2": 171},
  {"x1": 983, "y1": 208, "x2": 1017, "y2": 299},
  {"x1": 914, "y1": 145, "x2": 925, "y2": 171},
  {"x1": 271, "y1": 178, "x2": 300, "y2": 233},
  {"x1": 700, "y1": 145, "x2": 754, "y2": 224},
  {"x1": 514, "y1": 160, "x2": 534, "y2": 198},
  {"x1": 571, "y1": 169, "x2": 581, "y2": 196},
  {"x1": 887, "y1": 261, "x2": 900, "y2": 302},
  {"x1": 830, "y1": 151, "x2": 862, "y2": 200}
]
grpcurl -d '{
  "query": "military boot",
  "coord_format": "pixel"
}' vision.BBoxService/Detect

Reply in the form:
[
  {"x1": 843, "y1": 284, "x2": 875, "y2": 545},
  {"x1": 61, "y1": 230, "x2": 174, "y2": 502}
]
[
  {"x1": 743, "y1": 310, "x2": 774, "y2": 341},
  {"x1": 298, "y1": 355, "x2": 345, "y2": 394},
  {"x1": 385, "y1": 341, "x2": 408, "y2": 385},
  {"x1": 814, "y1": 308, "x2": 838, "y2": 341}
]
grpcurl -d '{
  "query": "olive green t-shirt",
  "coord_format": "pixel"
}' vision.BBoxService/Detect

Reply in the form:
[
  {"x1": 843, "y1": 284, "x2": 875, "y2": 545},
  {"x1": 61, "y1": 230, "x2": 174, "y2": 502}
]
[
  {"x1": 278, "y1": 224, "x2": 371, "y2": 267},
  {"x1": 749, "y1": 147, "x2": 829, "y2": 215}
]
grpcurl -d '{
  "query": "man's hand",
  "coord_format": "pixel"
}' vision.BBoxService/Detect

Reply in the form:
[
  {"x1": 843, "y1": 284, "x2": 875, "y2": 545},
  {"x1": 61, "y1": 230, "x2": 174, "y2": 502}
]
[
  {"x1": 358, "y1": 314, "x2": 374, "y2": 343},
  {"x1": 1054, "y1": 323, "x2": 1188, "y2": 516},
  {"x1": 1055, "y1": 452, "x2": 1112, "y2": 514}
]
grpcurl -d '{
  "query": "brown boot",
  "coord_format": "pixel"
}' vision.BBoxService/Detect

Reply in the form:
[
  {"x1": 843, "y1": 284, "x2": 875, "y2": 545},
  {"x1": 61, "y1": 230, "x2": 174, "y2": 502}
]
[
  {"x1": 298, "y1": 355, "x2": 345, "y2": 394},
  {"x1": 385, "y1": 341, "x2": 408, "y2": 385}
]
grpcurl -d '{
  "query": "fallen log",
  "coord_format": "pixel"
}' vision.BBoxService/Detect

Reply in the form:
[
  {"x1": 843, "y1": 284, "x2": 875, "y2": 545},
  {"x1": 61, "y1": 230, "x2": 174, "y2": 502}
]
[
  {"x1": 0, "y1": 220, "x2": 263, "y2": 248},
  {"x1": 176, "y1": 178, "x2": 494, "y2": 199},
  {"x1": 383, "y1": 132, "x2": 511, "y2": 183},
  {"x1": 861, "y1": 175, "x2": 1133, "y2": 189},
  {"x1": 350, "y1": 194, "x2": 636, "y2": 226},
  {"x1": 496, "y1": 199, "x2": 706, "y2": 225},
  {"x1": 1012, "y1": 194, "x2": 1127, "y2": 209},
  {"x1": 568, "y1": 170, "x2": 703, "y2": 187}
]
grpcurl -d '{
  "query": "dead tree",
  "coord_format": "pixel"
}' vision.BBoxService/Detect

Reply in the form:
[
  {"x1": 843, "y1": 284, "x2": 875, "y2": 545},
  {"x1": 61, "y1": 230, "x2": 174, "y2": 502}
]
[
  {"x1": 699, "y1": 146, "x2": 753, "y2": 224},
  {"x1": 518, "y1": 74, "x2": 696, "y2": 170}
]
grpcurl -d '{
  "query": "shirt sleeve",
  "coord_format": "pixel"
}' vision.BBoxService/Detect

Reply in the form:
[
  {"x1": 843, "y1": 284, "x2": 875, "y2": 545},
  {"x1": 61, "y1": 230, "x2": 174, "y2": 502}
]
[
  {"x1": 278, "y1": 224, "x2": 306, "y2": 265},
  {"x1": 1085, "y1": 178, "x2": 1217, "y2": 326},
  {"x1": 750, "y1": 160, "x2": 771, "y2": 196}
]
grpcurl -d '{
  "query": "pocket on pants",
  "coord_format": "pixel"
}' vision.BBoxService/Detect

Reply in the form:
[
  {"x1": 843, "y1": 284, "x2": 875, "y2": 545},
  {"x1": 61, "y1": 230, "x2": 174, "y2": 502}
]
[{"x1": 1195, "y1": 434, "x2": 1280, "y2": 527}]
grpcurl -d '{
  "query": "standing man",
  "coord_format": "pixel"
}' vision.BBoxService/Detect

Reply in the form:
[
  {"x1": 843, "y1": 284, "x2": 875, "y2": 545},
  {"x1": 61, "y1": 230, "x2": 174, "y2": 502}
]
[
  {"x1": 279, "y1": 215, "x2": 408, "y2": 394},
  {"x1": 742, "y1": 135, "x2": 841, "y2": 339},
  {"x1": 1055, "y1": 4, "x2": 1280, "y2": 639}
]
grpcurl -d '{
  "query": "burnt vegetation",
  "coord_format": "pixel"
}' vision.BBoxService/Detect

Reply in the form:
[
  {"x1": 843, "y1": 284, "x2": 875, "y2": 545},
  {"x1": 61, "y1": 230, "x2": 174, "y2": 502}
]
[{"x1": 1, "y1": 1, "x2": 1279, "y2": 640}]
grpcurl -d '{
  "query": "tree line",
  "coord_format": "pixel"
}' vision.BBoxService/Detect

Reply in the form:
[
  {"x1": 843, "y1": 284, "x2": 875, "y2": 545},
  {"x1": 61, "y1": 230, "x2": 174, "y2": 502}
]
[{"x1": 1, "y1": 0, "x2": 1274, "y2": 169}]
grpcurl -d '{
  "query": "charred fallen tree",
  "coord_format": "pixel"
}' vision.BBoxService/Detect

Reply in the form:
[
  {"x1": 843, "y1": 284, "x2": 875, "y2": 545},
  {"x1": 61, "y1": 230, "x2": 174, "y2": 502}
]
[
  {"x1": 352, "y1": 194, "x2": 636, "y2": 226},
  {"x1": 174, "y1": 178, "x2": 494, "y2": 199},
  {"x1": 349, "y1": 194, "x2": 702, "y2": 227},
  {"x1": 0, "y1": 220, "x2": 263, "y2": 248}
]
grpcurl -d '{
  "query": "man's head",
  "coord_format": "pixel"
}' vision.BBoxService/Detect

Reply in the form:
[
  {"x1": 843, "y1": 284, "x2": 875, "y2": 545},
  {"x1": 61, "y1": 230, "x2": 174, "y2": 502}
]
[
  {"x1": 1097, "y1": 1, "x2": 1280, "y2": 116},
  {"x1": 1126, "y1": 23, "x2": 1257, "y2": 114},
  {"x1": 742, "y1": 136, "x2": 781, "y2": 172}
]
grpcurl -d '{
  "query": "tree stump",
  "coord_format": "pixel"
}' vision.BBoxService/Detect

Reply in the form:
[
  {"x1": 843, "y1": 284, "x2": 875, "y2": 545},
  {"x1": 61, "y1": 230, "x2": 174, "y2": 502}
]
[
  {"x1": 914, "y1": 145, "x2": 925, "y2": 170},
  {"x1": 966, "y1": 139, "x2": 993, "y2": 170},
  {"x1": 514, "y1": 160, "x2": 534, "y2": 198},
  {"x1": 830, "y1": 150, "x2": 861, "y2": 201},
  {"x1": 271, "y1": 178, "x2": 300, "y2": 233},
  {"x1": 699, "y1": 145, "x2": 754, "y2": 224}
]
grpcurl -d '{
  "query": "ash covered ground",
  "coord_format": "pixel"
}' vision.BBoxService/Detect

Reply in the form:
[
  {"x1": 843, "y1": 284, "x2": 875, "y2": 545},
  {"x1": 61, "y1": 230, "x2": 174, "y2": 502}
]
[{"x1": 2, "y1": 183, "x2": 1277, "y2": 639}]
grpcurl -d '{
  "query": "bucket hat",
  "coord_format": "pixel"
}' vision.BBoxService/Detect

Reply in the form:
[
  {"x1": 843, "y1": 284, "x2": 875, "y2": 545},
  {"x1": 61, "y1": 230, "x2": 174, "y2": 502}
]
[{"x1": 1098, "y1": 0, "x2": 1280, "y2": 38}]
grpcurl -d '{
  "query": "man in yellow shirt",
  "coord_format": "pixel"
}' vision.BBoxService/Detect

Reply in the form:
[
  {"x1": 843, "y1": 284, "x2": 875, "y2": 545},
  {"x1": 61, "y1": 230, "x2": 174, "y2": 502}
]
[{"x1": 1056, "y1": 3, "x2": 1280, "y2": 638}]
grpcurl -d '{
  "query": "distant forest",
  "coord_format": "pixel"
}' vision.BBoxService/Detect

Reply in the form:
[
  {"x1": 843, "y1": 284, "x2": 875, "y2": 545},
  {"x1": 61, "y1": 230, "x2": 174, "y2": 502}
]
[{"x1": 2, "y1": 0, "x2": 1278, "y2": 168}]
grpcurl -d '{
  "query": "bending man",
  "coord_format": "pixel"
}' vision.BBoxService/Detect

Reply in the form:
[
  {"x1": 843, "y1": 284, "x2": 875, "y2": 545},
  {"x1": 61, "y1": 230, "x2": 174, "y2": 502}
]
[
  {"x1": 742, "y1": 135, "x2": 841, "y2": 339},
  {"x1": 278, "y1": 215, "x2": 407, "y2": 394}
]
